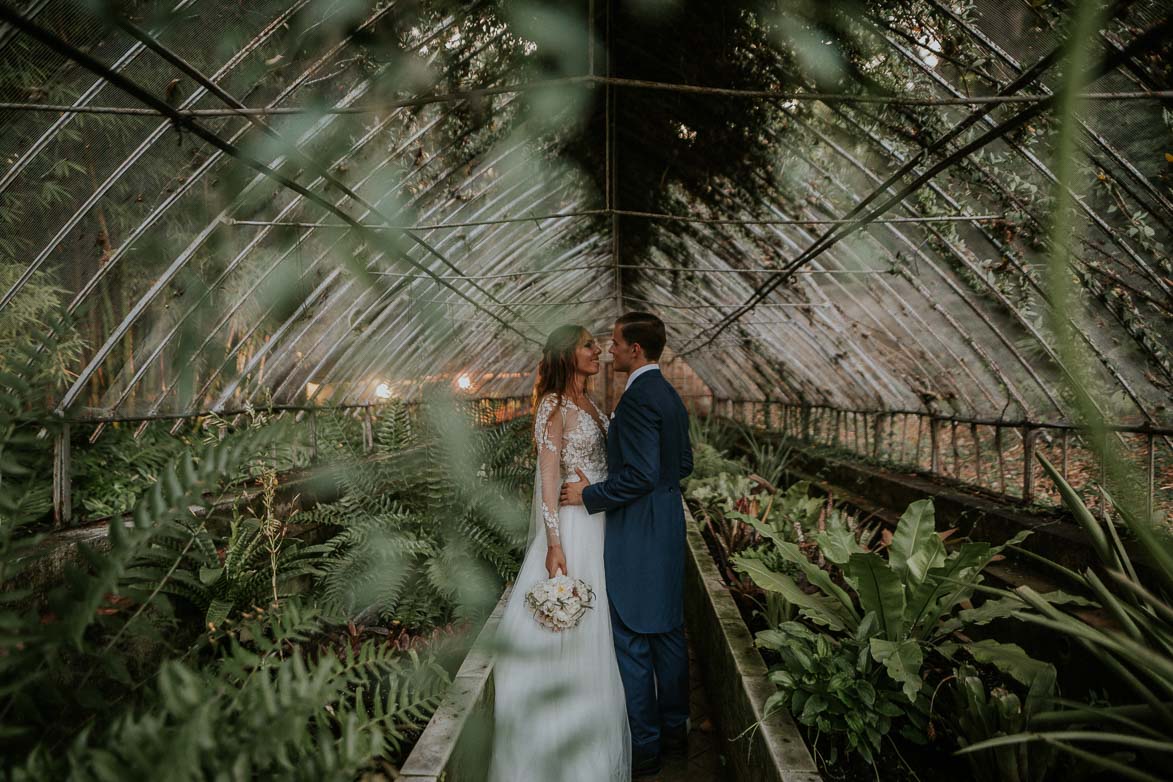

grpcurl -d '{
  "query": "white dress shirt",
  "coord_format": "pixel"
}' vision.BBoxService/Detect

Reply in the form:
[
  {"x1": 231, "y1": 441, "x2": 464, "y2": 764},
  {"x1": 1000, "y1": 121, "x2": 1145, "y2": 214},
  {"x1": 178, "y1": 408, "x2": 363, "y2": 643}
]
[{"x1": 624, "y1": 363, "x2": 659, "y2": 392}]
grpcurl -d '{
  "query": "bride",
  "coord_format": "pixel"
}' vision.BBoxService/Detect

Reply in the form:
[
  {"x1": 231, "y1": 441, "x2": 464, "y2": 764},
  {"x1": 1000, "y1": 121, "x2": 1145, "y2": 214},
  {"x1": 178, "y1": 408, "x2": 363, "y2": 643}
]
[{"x1": 487, "y1": 325, "x2": 631, "y2": 782}]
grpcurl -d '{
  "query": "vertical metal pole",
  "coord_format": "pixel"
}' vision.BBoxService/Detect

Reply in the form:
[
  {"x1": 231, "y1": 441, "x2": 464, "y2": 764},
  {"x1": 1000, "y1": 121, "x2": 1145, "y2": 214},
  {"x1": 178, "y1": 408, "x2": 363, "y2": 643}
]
[
  {"x1": 929, "y1": 417, "x2": 940, "y2": 474},
  {"x1": 587, "y1": 0, "x2": 596, "y2": 76},
  {"x1": 1061, "y1": 429, "x2": 1070, "y2": 480},
  {"x1": 914, "y1": 414, "x2": 924, "y2": 469},
  {"x1": 1101, "y1": 429, "x2": 1108, "y2": 487},
  {"x1": 1022, "y1": 426, "x2": 1036, "y2": 502},
  {"x1": 362, "y1": 407, "x2": 373, "y2": 452},
  {"x1": 605, "y1": 0, "x2": 621, "y2": 316},
  {"x1": 1147, "y1": 433, "x2": 1155, "y2": 522},
  {"x1": 950, "y1": 421, "x2": 960, "y2": 478},
  {"x1": 897, "y1": 414, "x2": 906, "y2": 463},
  {"x1": 995, "y1": 425, "x2": 1007, "y2": 495},
  {"x1": 53, "y1": 424, "x2": 71, "y2": 527},
  {"x1": 971, "y1": 423, "x2": 983, "y2": 488},
  {"x1": 309, "y1": 409, "x2": 318, "y2": 460},
  {"x1": 873, "y1": 414, "x2": 883, "y2": 460},
  {"x1": 1100, "y1": 429, "x2": 1108, "y2": 513},
  {"x1": 801, "y1": 405, "x2": 811, "y2": 443}
]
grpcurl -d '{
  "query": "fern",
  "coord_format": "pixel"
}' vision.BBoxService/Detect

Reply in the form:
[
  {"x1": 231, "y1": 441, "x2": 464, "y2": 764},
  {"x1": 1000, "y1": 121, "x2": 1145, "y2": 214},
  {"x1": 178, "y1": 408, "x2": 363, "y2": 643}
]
[
  {"x1": 31, "y1": 611, "x2": 451, "y2": 781},
  {"x1": 305, "y1": 410, "x2": 532, "y2": 627}
]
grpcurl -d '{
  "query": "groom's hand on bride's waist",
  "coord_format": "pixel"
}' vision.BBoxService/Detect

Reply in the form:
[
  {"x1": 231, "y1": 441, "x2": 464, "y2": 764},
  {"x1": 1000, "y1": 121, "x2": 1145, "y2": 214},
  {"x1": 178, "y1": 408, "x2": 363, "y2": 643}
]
[{"x1": 559, "y1": 468, "x2": 589, "y2": 506}]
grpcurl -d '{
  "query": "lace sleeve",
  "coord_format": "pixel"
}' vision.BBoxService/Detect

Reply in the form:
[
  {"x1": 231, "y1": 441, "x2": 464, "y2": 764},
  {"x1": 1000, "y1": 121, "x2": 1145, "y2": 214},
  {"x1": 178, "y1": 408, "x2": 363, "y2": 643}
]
[{"x1": 534, "y1": 394, "x2": 565, "y2": 547}]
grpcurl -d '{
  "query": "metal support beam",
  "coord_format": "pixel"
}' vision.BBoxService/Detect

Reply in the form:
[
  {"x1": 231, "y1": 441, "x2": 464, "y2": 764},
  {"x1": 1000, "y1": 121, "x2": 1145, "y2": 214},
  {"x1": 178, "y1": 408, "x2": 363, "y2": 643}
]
[
  {"x1": 52, "y1": 425, "x2": 71, "y2": 526},
  {"x1": 1023, "y1": 426, "x2": 1036, "y2": 502}
]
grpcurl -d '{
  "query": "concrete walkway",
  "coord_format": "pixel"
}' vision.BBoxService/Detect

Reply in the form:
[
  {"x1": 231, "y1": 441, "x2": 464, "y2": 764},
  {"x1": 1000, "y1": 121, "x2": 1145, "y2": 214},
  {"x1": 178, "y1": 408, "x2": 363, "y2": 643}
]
[{"x1": 641, "y1": 634, "x2": 726, "y2": 782}]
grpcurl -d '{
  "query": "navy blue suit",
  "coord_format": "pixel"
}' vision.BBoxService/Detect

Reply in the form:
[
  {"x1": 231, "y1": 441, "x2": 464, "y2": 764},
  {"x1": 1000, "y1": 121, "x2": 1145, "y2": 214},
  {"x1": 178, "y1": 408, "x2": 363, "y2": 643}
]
[{"x1": 583, "y1": 367, "x2": 693, "y2": 761}]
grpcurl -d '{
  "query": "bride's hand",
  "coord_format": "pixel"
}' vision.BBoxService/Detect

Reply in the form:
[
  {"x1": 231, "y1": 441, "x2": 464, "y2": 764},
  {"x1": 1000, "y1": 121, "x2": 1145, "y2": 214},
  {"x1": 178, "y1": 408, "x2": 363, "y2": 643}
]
[{"x1": 545, "y1": 544, "x2": 568, "y2": 578}]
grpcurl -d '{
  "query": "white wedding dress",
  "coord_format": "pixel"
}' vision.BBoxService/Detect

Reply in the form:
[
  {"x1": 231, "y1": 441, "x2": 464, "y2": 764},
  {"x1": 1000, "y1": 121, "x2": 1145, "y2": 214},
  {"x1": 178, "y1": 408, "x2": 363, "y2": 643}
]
[{"x1": 487, "y1": 394, "x2": 631, "y2": 782}]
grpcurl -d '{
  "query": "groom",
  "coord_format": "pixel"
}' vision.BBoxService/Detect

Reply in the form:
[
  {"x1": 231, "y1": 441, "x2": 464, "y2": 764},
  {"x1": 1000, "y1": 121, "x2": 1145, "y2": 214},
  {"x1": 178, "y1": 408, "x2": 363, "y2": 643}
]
[{"x1": 560, "y1": 311, "x2": 693, "y2": 778}]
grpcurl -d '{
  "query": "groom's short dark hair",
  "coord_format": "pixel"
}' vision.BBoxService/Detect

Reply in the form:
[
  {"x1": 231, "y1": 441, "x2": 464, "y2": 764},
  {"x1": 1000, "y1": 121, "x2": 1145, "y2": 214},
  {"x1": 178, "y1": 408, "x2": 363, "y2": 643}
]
[{"x1": 616, "y1": 311, "x2": 667, "y2": 361}]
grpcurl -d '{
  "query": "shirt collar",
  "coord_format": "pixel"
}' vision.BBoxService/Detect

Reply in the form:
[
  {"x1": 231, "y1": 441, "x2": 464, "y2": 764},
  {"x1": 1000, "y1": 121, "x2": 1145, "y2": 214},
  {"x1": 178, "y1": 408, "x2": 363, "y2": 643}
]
[{"x1": 624, "y1": 363, "x2": 659, "y2": 392}]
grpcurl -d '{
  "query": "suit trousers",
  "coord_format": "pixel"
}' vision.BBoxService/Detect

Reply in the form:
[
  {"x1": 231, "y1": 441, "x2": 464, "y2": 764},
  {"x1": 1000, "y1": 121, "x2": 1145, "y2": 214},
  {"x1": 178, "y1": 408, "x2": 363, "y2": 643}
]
[{"x1": 609, "y1": 601, "x2": 689, "y2": 759}]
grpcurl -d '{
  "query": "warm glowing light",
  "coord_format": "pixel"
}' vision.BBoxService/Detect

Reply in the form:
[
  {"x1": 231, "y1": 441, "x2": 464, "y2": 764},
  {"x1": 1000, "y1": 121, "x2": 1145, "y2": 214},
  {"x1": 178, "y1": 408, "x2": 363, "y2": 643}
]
[
  {"x1": 305, "y1": 381, "x2": 319, "y2": 397},
  {"x1": 375, "y1": 383, "x2": 392, "y2": 399},
  {"x1": 457, "y1": 375, "x2": 473, "y2": 390}
]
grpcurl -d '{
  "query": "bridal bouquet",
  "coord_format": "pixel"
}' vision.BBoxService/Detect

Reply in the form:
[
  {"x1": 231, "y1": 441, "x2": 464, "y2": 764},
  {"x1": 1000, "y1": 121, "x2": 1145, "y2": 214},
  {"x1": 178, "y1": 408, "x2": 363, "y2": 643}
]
[{"x1": 525, "y1": 574, "x2": 595, "y2": 632}]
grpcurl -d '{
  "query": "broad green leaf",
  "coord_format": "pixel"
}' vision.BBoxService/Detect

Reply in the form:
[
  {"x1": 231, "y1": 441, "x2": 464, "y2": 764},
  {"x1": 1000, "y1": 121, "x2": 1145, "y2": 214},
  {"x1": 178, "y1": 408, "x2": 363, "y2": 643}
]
[
  {"x1": 958, "y1": 590, "x2": 1096, "y2": 627},
  {"x1": 967, "y1": 638, "x2": 1055, "y2": 689},
  {"x1": 205, "y1": 598, "x2": 234, "y2": 629},
  {"x1": 906, "y1": 542, "x2": 991, "y2": 640},
  {"x1": 869, "y1": 638, "x2": 923, "y2": 701},
  {"x1": 733, "y1": 555, "x2": 852, "y2": 632},
  {"x1": 745, "y1": 518, "x2": 859, "y2": 628},
  {"x1": 991, "y1": 528, "x2": 1033, "y2": 555},
  {"x1": 889, "y1": 499, "x2": 945, "y2": 588},
  {"x1": 813, "y1": 526, "x2": 860, "y2": 565},
  {"x1": 848, "y1": 553, "x2": 905, "y2": 640},
  {"x1": 198, "y1": 566, "x2": 224, "y2": 586}
]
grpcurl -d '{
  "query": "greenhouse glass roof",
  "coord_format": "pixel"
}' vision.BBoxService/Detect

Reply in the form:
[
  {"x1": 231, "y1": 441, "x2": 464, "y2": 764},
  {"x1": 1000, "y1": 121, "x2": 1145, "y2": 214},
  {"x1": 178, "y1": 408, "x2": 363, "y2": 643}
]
[{"x1": 0, "y1": 0, "x2": 1168, "y2": 431}]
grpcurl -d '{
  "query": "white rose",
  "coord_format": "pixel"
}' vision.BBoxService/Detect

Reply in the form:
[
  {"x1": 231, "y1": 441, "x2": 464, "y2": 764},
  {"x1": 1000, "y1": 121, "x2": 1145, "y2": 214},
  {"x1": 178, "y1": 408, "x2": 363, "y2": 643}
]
[{"x1": 553, "y1": 610, "x2": 570, "y2": 624}]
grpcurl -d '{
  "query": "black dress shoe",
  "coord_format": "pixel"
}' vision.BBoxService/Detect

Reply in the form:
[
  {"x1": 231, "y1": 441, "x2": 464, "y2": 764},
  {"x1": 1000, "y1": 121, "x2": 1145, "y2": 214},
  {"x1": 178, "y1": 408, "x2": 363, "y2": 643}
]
[
  {"x1": 631, "y1": 752, "x2": 662, "y2": 777},
  {"x1": 662, "y1": 724, "x2": 689, "y2": 757}
]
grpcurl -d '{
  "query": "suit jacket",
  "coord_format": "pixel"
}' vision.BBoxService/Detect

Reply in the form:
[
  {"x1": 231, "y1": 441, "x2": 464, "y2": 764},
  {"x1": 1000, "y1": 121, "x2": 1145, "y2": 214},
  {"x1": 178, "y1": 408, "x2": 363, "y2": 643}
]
[{"x1": 583, "y1": 368, "x2": 693, "y2": 634}]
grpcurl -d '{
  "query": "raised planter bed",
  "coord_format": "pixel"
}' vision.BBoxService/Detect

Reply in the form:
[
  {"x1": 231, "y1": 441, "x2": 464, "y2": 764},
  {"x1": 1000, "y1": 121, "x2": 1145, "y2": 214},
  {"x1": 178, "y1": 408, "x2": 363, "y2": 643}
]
[
  {"x1": 775, "y1": 438, "x2": 1155, "y2": 579},
  {"x1": 399, "y1": 498, "x2": 825, "y2": 782},
  {"x1": 398, "y1": 586, "x2": 511, "y2": 782},
  {"x1": 683, "y1": 503, "x2": 822, "y2": 782}
]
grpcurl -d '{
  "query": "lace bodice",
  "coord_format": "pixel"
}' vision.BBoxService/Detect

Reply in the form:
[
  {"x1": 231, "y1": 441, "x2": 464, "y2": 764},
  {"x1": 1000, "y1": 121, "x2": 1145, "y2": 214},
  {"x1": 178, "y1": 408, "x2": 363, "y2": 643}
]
[{"x1": 534, "y1": 394, "x2": 609, "y2": 546}]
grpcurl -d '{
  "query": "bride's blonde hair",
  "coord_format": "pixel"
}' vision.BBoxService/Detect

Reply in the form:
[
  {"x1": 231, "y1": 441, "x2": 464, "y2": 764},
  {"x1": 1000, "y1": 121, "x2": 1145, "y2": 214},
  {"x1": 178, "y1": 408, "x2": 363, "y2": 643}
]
[{"x1": 531, "y1": 324, "x2": 591, "y2": 430}]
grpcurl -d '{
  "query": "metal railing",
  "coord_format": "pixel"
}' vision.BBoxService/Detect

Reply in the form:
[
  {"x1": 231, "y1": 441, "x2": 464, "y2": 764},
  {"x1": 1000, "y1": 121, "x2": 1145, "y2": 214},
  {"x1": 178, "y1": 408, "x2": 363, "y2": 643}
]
[{"x1": 713, "y1": 398, "x2": 1170, "y2": 520}]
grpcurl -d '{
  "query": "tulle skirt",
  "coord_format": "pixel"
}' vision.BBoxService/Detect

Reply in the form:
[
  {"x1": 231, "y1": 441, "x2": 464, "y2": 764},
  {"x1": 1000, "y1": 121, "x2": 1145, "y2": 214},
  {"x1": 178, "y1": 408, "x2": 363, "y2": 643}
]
[{"x1": 487, "y1": 502, "x2": 631, "y2": 782}]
